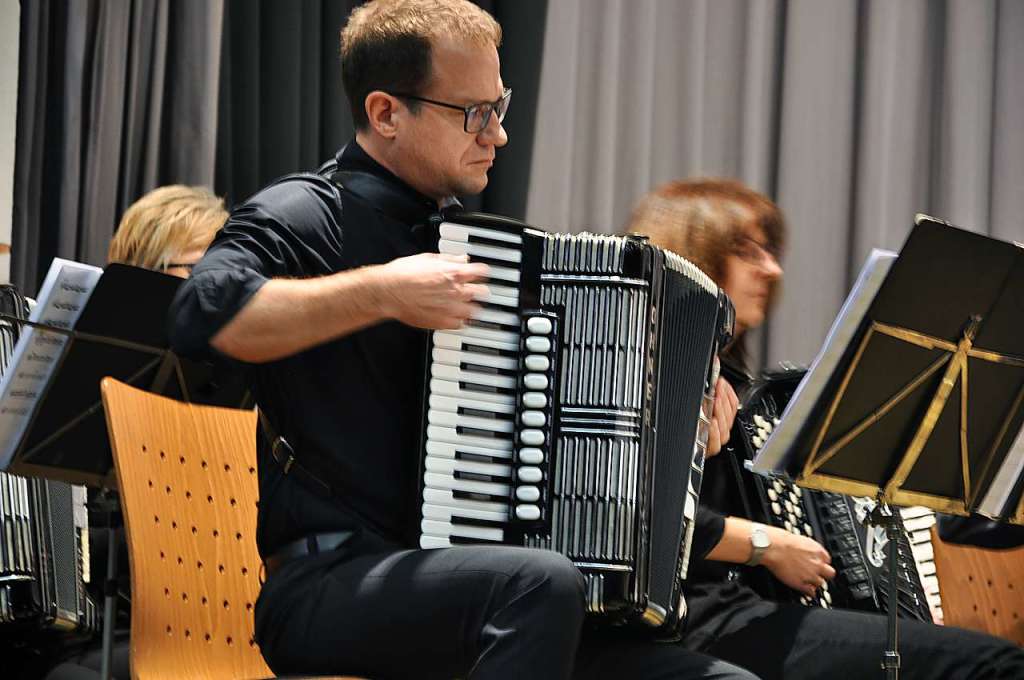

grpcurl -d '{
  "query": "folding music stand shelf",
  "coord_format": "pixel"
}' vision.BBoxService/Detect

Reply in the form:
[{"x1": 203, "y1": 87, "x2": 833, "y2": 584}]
[
  {"x1": 754, "y1": 215, "x2": 1024, "y2": 678},
  {"x1": 1, "y1": 264, "x2": 249, "y2": 489}
]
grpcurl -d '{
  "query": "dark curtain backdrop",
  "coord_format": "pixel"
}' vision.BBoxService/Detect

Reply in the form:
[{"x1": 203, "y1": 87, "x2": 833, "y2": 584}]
[
  {"x1": 13, "y1": 0, "x2": 223, "y2": 296},
  {"x1": 13, "y1": 0, "x2": 548, "y2": 296}
]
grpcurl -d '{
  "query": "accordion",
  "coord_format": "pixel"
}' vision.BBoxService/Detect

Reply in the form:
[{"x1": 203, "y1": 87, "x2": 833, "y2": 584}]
[
  {"x1": 0, "y1": 285, "x2": 97, "y2": 636},
  {"x1": 418, "y1": 213, "x2": 734, "y2": 632},
  {"x1": 726, "y1": 364, "x2": 938, "y2": 622}
]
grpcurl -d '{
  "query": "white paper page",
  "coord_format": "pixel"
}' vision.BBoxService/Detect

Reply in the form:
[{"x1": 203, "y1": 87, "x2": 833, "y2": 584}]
[
  {"x1": 0, "y1": 258, "x2": 103, "y2": 469},
  {"x1": 753, "y1": 249, "x2": 897, "y2": 476},
  {"x1": 977, "y1": 422, "x2": 1024, "y2": 519}
]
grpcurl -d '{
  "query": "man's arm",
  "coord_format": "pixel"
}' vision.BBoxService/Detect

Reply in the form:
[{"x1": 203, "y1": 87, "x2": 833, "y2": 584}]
[
  {"x1": 705, "y1": 516, "x2": 836, "y2": 597},
  {"x1": 211, "y1": 252, "x2": 488, "y2": 363}
]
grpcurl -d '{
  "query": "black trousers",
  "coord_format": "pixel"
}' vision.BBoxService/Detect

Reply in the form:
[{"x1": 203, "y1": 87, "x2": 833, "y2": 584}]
[
  {"x1": 254, "y1": 542, "x2": 757, "y2": 680},
  {"x1": 685, "y1": 597, "x2": 1024, "y2": 680}
]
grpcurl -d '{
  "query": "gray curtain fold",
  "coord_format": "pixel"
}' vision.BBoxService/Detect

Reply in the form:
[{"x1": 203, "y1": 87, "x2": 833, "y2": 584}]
[
  {"x1": 13, "y1": 0, "x2": 223, "y2": 296},
  {"x1": 526, "y1": 0, "x2": 1024, "y2": 368}
]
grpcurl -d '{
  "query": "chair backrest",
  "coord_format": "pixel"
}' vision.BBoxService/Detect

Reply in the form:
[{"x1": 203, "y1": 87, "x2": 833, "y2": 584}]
[
  {"x1": 931, "y1": 526, "x2": 1024, "y2": 645},
  {"x1": 102, "y1": 377, "x2": 272, "y2": 680}
]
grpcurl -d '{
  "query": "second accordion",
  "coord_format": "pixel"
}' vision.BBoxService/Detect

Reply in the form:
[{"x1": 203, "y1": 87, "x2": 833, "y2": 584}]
[{"x1": 418, "y1": 212, "x2": 734, "y2": 633}]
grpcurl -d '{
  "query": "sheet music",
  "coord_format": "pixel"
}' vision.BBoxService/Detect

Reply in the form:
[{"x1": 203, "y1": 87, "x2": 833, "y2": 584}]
[
  {"x1": 753, "y1": 248, "x2": 897, "y2": 475},
  {"x1": 977, "y1": 423, "x2": 1024, "y2": 519},
  {"x1": 0, "y1": 259, "x2": 103, "y2": 469}
]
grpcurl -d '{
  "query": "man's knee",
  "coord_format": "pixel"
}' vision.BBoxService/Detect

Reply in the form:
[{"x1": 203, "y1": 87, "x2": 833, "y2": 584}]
[{"x1": 509, "y1": 549, "x2": 586, "y2": 621}]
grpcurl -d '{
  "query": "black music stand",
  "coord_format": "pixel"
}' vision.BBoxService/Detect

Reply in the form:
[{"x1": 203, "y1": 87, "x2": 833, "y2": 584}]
[
  {"x1": 754, "y1": 215, "x2": 1024, "y2": 679},
  {"x1": 0, "y1": 263, "x2": 250, "y2": 680}
]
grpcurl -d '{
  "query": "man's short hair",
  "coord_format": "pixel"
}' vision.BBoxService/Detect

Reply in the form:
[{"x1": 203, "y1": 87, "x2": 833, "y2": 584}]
[
  {"x1": 108, "y1": 185, "x2": 227, "y2": 271},
  {"x1": 340, "y1": 0, "x2": 502, "y2": 130}
]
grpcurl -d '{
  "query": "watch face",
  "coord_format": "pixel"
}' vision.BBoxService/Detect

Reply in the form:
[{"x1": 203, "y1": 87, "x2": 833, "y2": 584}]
[{"x1": 752, "y1": 528, "x2": 771, "y2": 549}]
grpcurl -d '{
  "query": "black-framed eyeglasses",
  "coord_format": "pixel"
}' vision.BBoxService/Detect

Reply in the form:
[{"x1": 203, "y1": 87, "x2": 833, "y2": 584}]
[
  {"x1": 733, "y1": 235, "x2": 782, "y2": 266},
  {"x1": 163, "y1": 262, "x2": 196, "y2": 272},
  {"x1": 390, "y1": 87, "x2": 512, "y2": 134}
]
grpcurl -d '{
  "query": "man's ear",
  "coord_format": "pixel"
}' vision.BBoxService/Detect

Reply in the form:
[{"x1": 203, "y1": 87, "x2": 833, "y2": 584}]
[{"x1": 365, "y1": 91, "x2": 401, "y2": 139}]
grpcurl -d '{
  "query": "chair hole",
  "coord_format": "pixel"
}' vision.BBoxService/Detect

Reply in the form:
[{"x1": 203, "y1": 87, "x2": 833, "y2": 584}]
[
  {"x1": 201, "y1": 596, "x2": 208, "y2": 606},
  {"x1": 201, "y1": 460, "x2": 208, "y2": 469},
  {"x1": 148, "y1": 480, "x2": 153, "y2": 488},
  {"x1": 973, "y1": 604, "x2": 979, "y2": 612},
  {"x1": 246, "y1": 602, "x2": 253, "y2": 611},
  {"x1": 222, "y1": 600, "x2": 229, "y2": 610},
  {"x1": 159, "y1": 551, "x2": 165, "y2": 560},
  {"x1": 248, "y1": 466, "x2": 256, "y2": 475},
  {"x1": 185, "y1": 629, "x2": 192, "y2": 640},
  {"x1": 987, "y1": 579, "x2": 993, "y2": 587},
  {"x1": 226, "y1": 636, "x2": 233, "y2": 646},
  {"x1": 159, "y1": 450, "x2": 166, "y2": 459},
  {"x1": 185, "y1": 490, "x2": 192, "y2": 500},
  {"x1": 241, "y1": 566, "x2": 249, "y2": 576},
  {"x1": 171, "y1": 521, "x2": 177, "y2": 530},
  {"x1": 164, "y1": 587, "x2": 170, "y2": 598},
  {"x1": 218, "y1": 564, "x2": 225, "y2": 574},
  {"x1": 204, "y1": 633, "x2": 212, "y2": 643},
  {"x1": 142, "y1": 445, "x2": 147, "y2": 453},
  {"x1": 235, "y1": 532, "x2": 242, "y2": 541},
  {"x1": 207, "y1": 495, "x2": 214, "y2": 503},
  {"x1": 212, "y1": 529, "x2": 220, "y2": 538},
  {"x1": 968, "y1": 575, "x2": 974, "y2": 582},
  {"x1": 166, "y1": 625, "x2": 172, "y2": 635},
  {"x1": 230, "y1": 498, "x2": 237, "y2": 507},
  {"x1": 191, "y1": 525, "x2": 198, "y2": 535},
  {"x1": 196, "y1": 560, "x2": 204, "y2": 570},
  {"x1": 177, "y1": 556, "x2": 184, "y2": 566},
  {"x1": 1014, "y1": 612, "x2": 1019, "y2": 620},
  {"x1": 992, "y1": 609, "x2": 998, "y2": 617},
  {"x1": 154, "y1": 515, "x2": 159, "y2": 524},
  {"x1": 165, "y1": 485, "x2": 172, "y2": 494},
  {"x1": 224, "y1": 463, "x2": 231, "y2": 472},
  {"x1": 181, "y1": 592, "x2": 188, "y2": 602},
  {"x1": 249, "y1": 638, "x2": 256, "y2": 647},
  {"x1": 179, "y1": 455, "x2": 186, "y2": 464}
]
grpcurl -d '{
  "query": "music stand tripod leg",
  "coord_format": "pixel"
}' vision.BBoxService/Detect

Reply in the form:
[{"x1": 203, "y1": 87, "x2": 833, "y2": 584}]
[{"x1": 867, "y1": 498, "x2": 901, "y2": 680}]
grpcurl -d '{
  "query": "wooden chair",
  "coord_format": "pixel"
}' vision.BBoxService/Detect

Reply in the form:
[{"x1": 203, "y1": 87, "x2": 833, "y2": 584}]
[
  {"x1": 102, "y1": 377, "x2": 273, "y2": 679},
  {"x1": 930, "y1": 526, "x2": 1024, "y2": 645}
]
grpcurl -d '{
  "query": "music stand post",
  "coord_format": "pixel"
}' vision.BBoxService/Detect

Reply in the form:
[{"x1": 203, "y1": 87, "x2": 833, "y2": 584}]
[{"x1": 753, "y1": 216, "x2": 1024, "y2": 679}]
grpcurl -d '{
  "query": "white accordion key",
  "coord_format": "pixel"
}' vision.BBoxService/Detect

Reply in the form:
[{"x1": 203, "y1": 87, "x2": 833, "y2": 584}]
[
  {"x1": 423, "y1": 487, "x2": 508, "y2": 515},
  {"x1": 439, "y1": 325, "x2": 520, "y2": 350},
  {"x1": 439, "y1": 222, "x2": 524, "y2": 245},
  {"x1": 429, "y1": 378, "x2": 515, "y2": 407},
  {"x1": 420, "y1": 535, "x2": 453, "y2": 549},
  {"x1": 428, "y1": 409, "x2": 513, "y2": 434},
  {"x1": 424, "y1": 456, "x2": 512, "y2": 480},
  {"x1": 426, "y1": 425, "x2": 513, "y2": 454},
  {"x1": 432, "y1": 364, "x2": 516, "y2": 390},
  {"x1": 421, "y1": 518, "x2": 504, "y2": 543},
  {"x1": 423, "y1": 471, "x2": 510, "y2": 498},
  {"x1": 472, "y1": 306, "x2": 520, "y2": 328},
  {"x1": 425, "y1": 440, "x2": 513, "y2": 461},
  {"x1": 429, "y1": 394, "x2": 514, "y2": 417},
  {"x1": 474, "y1": 286, "x2": 519, "y2": 308},
  {"x1": 423, "y1": 502, "x2": 509, "y2": 524},
  {"x1": 432, "y1": 348, "x2": 517, "y2": 371},
  {"x1": 439, "y1": 239, "x2": 522, "y2": 264},
  {"x1": 522, "y1": 392, "x2": 546, "y2": 409}
]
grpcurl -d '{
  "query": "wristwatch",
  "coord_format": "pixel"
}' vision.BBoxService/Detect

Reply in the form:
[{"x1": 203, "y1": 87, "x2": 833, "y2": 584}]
[{"x1": 746, "y1": 523, "x2": 771, "y2": 566}]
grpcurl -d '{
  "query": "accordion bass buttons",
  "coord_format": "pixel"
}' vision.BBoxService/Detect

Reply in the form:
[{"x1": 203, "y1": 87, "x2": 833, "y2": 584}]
[
  {"x1": 519, "y1": 447, "x2": 544, "y2": 464},
  {"x1": 516, "y1": 485, "x2": 541, "y2": 501},
  {"x1": 522, "y1": 393, "x2": 547, "y2": 409},
  {"x1": 521, "y1": 410, "x2": 546, "y2": 427},
  {"x1": 526, "y1": 336, "x2": 551, "y2": 353},
  {"x1": 525, "y1": 355, "x2": 550, "y2": 372}
]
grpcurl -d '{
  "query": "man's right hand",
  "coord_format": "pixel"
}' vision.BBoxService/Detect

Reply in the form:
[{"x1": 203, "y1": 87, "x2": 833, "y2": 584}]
[
  {"x1": 378, "y1": 253, "x2": 490, "y2": 330},
  {"x1": 761, "y1": 527, "x2": 836, "y2": 597}
]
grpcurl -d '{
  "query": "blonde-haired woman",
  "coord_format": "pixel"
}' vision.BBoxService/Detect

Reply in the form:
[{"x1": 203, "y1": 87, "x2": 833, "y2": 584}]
[
  {"x1": 108, "y1": 185, "x2": 226, "y2": 276},
  {"x1": 629, "y1": 178, "x2": 1024, "y2": 680}
]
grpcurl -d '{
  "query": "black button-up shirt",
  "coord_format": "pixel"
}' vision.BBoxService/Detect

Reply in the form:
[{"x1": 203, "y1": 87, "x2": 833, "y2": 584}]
[{"x1": 169, "y1": 141, "x2": 442, "y2": 557}]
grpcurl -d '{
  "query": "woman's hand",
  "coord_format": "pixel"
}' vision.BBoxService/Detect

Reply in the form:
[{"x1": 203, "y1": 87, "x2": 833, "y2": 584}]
[
  {"x1": 706, "y1": 377, "x2": 739, "y2": 457},
  {"x1": 761, "y1": 526, "x2": 836, "y2": 597}
]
